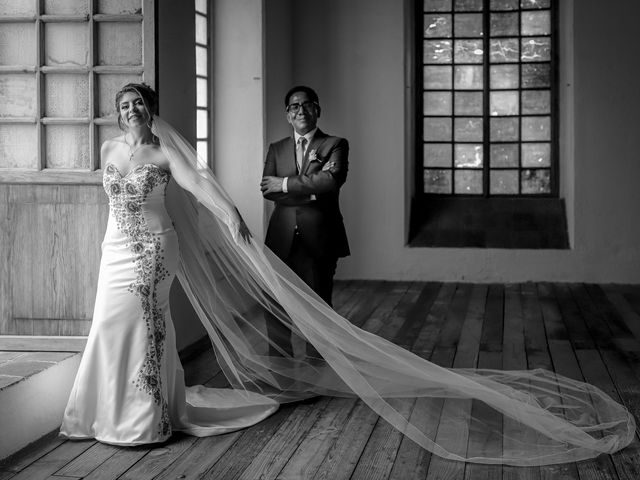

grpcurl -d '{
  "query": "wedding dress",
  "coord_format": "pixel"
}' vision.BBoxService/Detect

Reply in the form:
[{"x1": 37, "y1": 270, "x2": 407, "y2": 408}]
[
  {"x1": 61, "y1": 116, "x2": 636, "y2": 464},
  {"x1": 60, "y1": 163, "x2": 277, "y2": 445}
]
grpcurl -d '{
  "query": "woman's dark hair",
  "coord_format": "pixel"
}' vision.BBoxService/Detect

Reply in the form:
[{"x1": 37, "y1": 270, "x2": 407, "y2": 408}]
[
  {"x1": 115, "y1": 83, "x2": 159, "y2": 130},
  {"x1": 284, "y1": 85, "x2": 319, "y2": 108}
]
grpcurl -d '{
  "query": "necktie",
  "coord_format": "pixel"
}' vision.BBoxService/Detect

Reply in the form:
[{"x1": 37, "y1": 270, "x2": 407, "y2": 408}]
[{"x1": 296, "y1": 137, "x2": 307, "y2": 173}]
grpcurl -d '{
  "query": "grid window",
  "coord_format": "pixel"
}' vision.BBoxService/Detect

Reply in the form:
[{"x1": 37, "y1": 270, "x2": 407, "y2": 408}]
[
  {"x1": 0, "y1": 0, "x2": 155, "y2": 183},
  {"x1": 195, "y1": 0, "x2": 210, "y2": 166},
  {"x1": 419, "y1": 0, "x2": 557, "y2": 196}
]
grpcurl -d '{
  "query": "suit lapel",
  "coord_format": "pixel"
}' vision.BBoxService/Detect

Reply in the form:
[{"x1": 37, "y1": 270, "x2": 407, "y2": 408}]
[
  {"x1": 301, "y1": 129, "x2": 327, "y2": 174},
  {"x1": 281, "y1": 136, "x2": 297, "y2": 174},
  {"x1": 290, "y1": 136, "x2": 299, "y2": 174}
]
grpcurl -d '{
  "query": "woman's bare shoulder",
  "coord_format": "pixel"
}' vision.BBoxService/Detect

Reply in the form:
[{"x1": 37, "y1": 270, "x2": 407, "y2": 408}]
[{"x1": 101, "y1": 135, "x2": 125, "y2": 153}]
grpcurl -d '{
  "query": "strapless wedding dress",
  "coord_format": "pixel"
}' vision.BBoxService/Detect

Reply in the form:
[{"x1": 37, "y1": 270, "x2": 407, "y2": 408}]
[{"x1": 60, "y1": 163, "x2": 278, "y2": 446}]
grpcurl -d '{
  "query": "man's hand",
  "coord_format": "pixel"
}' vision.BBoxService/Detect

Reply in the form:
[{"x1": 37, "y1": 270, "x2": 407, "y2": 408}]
[
  {"x1": 261, "y1": 176, "x2": 284, "y2": 194},
  {"x1": 322, "y1": 161, "x2": 336, "y2": 172}
]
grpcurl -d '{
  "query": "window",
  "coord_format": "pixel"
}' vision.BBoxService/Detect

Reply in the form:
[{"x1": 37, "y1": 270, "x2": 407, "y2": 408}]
[
  {"x1": 418, "y1": 0, "x2": 557, "y2": 197},
  {"x1": 195, "y1": 0, "x2": 210, "y2": 165},
  {"x1": 0, "y1": 0, "x2": 155, "y2": 184}
]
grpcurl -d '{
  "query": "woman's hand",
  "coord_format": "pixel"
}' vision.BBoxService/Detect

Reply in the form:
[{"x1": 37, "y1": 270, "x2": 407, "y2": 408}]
[{"x1": 232, "y1": 209, "x2": 252, "y2": 244}]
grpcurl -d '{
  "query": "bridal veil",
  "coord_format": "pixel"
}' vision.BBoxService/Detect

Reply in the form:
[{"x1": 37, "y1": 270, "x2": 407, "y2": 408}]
[{"x1": 152, "y1": 115, "x2": 635, "y2": 466}]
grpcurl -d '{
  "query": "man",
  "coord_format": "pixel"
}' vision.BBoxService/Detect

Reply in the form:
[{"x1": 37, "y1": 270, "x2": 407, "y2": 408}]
[{"x1": 261, "y1": 86, "x2": 350, "y2": 356}]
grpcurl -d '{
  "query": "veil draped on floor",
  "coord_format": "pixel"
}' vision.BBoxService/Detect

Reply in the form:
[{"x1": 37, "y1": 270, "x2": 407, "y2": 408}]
[{"x1": 153, "y1": 115, "x2": 635, "y2": 466}]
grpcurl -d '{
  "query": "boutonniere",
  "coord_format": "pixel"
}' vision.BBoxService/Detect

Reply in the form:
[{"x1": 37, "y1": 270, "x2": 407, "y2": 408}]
[{"x1": 308, "y1": 149, "x2": 319, "y2": 162}]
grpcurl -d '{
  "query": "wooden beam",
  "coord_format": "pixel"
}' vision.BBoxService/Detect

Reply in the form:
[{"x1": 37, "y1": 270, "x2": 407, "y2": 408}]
[{"x1": 0, "y1": 336, "x2": 86, "y2": 352}]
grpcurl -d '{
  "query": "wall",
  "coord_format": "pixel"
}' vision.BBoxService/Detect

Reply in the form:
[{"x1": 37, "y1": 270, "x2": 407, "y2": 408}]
[
  {"x1": 255, "y1": 0, "x2": 640, "y2": 283},
  {"x1": 571, "y1": 0, "x2": 640, "y2": 279},
  {"x1": 264, "y1": 0, "x2": 293, "y2": 226},
  {"x1": 211, "y1": 0, "x2": 267, "y2": 241},
  {"x1": 0, "y1": 354, "x2": 81, "y2": 460},
  {"x1": 158, "y1": 0, "x2": 206, "y2": 350}
]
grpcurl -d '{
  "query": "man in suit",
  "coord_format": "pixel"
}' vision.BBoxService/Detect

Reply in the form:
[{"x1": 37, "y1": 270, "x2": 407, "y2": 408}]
[{"x1": 261, "y1": 86, "x2": 349, "y2": 356}]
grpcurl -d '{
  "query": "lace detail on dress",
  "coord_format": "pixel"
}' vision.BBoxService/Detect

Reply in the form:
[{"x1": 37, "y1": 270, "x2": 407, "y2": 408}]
[{"x1": 104, "y1": 163, "x2": 172, "y2": 437}]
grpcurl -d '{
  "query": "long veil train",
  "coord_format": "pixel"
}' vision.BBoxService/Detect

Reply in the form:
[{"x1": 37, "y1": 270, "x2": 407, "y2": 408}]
[{"x1": 153, "y1": 116, "x2": 635, "y2": 466}]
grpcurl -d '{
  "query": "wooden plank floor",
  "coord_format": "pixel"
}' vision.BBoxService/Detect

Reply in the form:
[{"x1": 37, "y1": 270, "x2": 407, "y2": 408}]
[{"x1": 1, "y1": 281, "x2": 639, "y2": 480}]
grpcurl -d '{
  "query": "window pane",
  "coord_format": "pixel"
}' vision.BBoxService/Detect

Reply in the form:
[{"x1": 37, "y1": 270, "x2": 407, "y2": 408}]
[
  {"x1": 490, "y1": 91, "x2": 519, "y2": 116},
  {"x1": 522, "y1": 143, "x2": 551, "y2": 167},
  {"x1": 454, "y1": 144, "x2": 483, "y2": 167},
  {"x1": 0, "y1": 125, "x2": 38, "y2": 168},
  {"x1": 454, "y1": 39, "x2": 483, "y2": 63},
  {"x1": 98, "y1": 23, "x2": 142, "y2": 66},
  {"x1": 424, "y1": 66, "x2": 452, "y2": 89},
  {"x1": 0, "y1": 74, "x2": 37, "y2": 117},
  {"x1": 521, "y1": 169, "x2": 551, "y2": 194},
  {"x1": 522, "y1": 116, "x2": 550, "y2": 140},
  {"x1": 196, "y1": 45, "x2": 207, "y2": 76},
  {"x1": 196, "y1": 13, "x2": 207, "y2": 45},
  {"x1": 0, "y1": 0, "x2": 36, "y2": 15},
  {"x1": 195, "y1": 0, "x2": 208, "y2": 14},
  {"x1": 490, "y1": 0, "x2": 518, "y2": 10},
  {"x1": 521, "y1": 90, "x2": 550, "y2": 114},
  {"x1": 454, "y1": 65, "x2": 483, "y2": 89},
  {"x1": 424, "y1": 169, "x2": 452, "y2": 193},
  {"x1": 490, "y1": 143, "x2": 519, "y2": 167},
  {"x1": 424, "y1": 91, "x2": 452, "y2": 115},
  {"x1": 98, "y1": 74, "x2": 143, "y2": 118},
  {"x1": 454, "y1": 0, "x2": 483, "y2": 11},
  {"x1": 424, "y1": 144, "x2": 452, "y2": 167},
  {"x1": 521, "y1": 37, "x2": 551, "y2": 62},
  {"x1": 490, "y1": 170, "x2": 519, "y2": 194},
  {"x1": 197, "y1": 78, "x2": 208, "y2": 107},
  {"x1": 424, "y1": 117, "x2": 452, "y2": 141},
  {"x1": 521, "y1": 0, "x2": 550, "y2": 9},
  {"x1": 46, "y1": 125, "x2": 90, "y2": 169},
  {"x1": 490, "y1": 38, "x2": 519, "y2": 62},
  {"x1": 45, "y1": 74, "x2": 90, "y2": 117},
  {"x1": 420, "y1": 1, "x2": 556, "y2": 198},
  {"x1": 424, "y1": 0, "x2": 452, "y2": 12},
  {"x1": 197, "y1": 109, "x2": 208, "y2": 139},
  {"x1": 454, "y1": 170, "x2": 483, "y2": 194},
  {"x1": 197, "y1": 141, "x2": 208, "y2": 162},
  {"x1": 454, "y1": 91, "x2": 482, "y2": 115},
  {"x1": 97, "y1": 0, "x2": 141, "y2": 14},
  {"x1": 424, "y1": 14, "x2": 452, "y2": 37},
  {"x1": 491, "y1": 13, "x2": 518, "y2": 36},
  {"x1": 454, "y1": 117, "x2": 483, "y2": 141},
  {"x1": 490, "y1": 65, "x2": 519, "y2": 88},
  {"x1": 522, "y1": 10, "x2": 551, "y2": 35},
  {"x1": 454, "y1": 14, "x2": 483, "y2": 36},
  {"x1": 44, "y1": 0, "x2": 89, "y2": 14},
  {"x1": 0, "y1": 23, "x2": 36, "y2": 65},
  {"x1": 424, "y1": 40, "x2": 453, "y2": 63},
  {"x1": 490, "y1": 117, "x2": 519, "y2": 141},
  {"x1": 522, "y1": 63, "x2": 550, "y2": 87},
  {"x1": 45, "y1": 23, "x2": 89, "y2": 67}
]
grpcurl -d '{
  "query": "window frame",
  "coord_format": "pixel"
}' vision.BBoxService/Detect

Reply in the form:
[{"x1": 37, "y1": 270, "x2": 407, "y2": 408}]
[
  {"x1": 415, "y1": 0, "x2": 559, "y2": 198},
  {"x1": 195, "y1": 0, "x2": 211, "y2": 169},
  {"x1": 0, "y1": 0, "x2": 155, "y2": 185}
]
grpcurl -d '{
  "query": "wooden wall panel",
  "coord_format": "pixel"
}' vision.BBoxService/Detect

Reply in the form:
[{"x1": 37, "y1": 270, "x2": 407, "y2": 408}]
[
  {"x1": 0, "y1": 186, "x2": 10, "y2": 334},
  {"x1": 0, "y1": 184, "x2": 108, "y2": 335}
]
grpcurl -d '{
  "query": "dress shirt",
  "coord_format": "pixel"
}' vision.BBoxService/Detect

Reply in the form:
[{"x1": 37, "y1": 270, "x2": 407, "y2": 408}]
[{"x1": 282, "y1": 128, "x2": 317, "y2": 194}]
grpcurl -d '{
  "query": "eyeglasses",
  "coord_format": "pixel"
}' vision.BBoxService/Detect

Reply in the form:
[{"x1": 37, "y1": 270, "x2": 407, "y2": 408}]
[{"x1": 286, "y1": 101, "x2": 317, "y2": 114}]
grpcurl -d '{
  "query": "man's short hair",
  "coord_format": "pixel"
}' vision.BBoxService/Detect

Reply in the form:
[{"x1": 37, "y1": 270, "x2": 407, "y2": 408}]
[{"x1": 284, "y1": 85, "x2": 319, "y2": 108}]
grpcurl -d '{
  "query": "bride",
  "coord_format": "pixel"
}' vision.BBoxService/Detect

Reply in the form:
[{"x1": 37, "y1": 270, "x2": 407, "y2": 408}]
[{"x1": 60, "y1": 83, "x2": 635, "y2": 465}]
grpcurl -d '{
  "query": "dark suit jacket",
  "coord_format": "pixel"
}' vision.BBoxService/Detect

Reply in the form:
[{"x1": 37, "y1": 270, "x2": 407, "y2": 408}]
[{"x1": 263, "y1": 129, "x2": 350, "y2": 261}]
